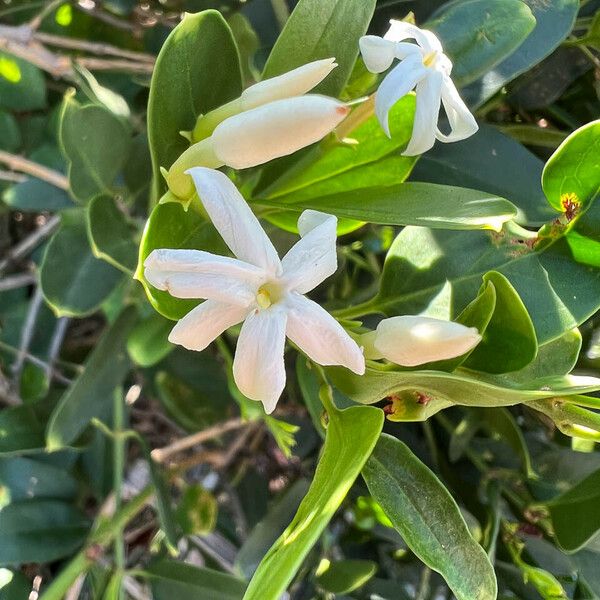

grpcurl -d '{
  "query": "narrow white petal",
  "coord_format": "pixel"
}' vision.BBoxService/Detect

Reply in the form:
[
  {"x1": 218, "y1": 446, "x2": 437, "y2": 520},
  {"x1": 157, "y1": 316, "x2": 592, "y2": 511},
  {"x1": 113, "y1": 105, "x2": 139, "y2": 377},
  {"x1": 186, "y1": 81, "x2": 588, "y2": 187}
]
[
  {"x1": 211, "y1": 95, "x2": 349, "y2": 170},
  {"x1": 241, "y1": 58, "x2": 337, "y2": 109},
  {"x1": 285, "y1": 293, "x2": 365, "y2": 374},
  {"x1": 144, "y1": 248, "x2": 263, "y2": 305},
  {"x1": 168, "y1": 300, "x2": 248, "y2": 351},
  {"x1": 394, "y1": 42, "x2": 423, "y2": 60},
  {"x1": 375, "y1": 57, "x2": 427, "y2": 137},
  {"x1": 436, "y1": 76, "x2": 479, "y2": 143},
  {"x1": 186, "y1": 167, "x2": 282, "y2": 274},
  {"x1": 374, "y1": 315, "x2": 482, "y2": 367},
  {"x1": 384, "y1": 20, "x2": 443, "y2": 53},
  {"x1": 403, "y1": 70, "x2": 444, "y2": 156},
  {"x1": 233, "y1": 308, "x2": 288, "y2": 414},
  {"x1": 281, "y1": 210, "x2": 337, "y2": 294},
  {"x1": 359, "y1": 36, "x2": 397, "y2": 73}
]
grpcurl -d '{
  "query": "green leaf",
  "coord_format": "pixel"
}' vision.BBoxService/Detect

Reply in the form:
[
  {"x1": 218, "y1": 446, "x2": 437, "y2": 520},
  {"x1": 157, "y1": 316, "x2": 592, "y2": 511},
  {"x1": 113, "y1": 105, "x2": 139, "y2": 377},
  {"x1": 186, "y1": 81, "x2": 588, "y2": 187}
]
[
  {"x1": 464, "y1": 271, "x2": 537, "y2": 373},
  {"x1": 0, "y1": 569, "x2": 31, "y2": 599},
  {"x1": 0, "y1": 52, "x2": 46, "y2": 112},
  {"x1": 87, "y1": 195, "x2": 138, "y2": 273},
  {"x1": 263, "y1": 0, "x2": 376, "y2": 97},
  {"x1": 176, "y1": 485, "x2": 217, "y2": 536},
  {"x1": 144, "y1": 560, "x2": 246, "y2": 600},
  {"x1": 316, "y1": 559, "x2": 377, "y2": 594},
  {"x1": 260, "y1": 183, "x2": 517, "y2": 231},
  {"x1": 127, "y1": 312, "x2": 173, "y2": 367},
  {"x1": 3, "y1": 179, "x2": 73, "y2": 212},
  {"x1": 148, "y1": 10, "x2": 242, "y2": 197},
  {"x1": 0, "y1": 500, "x2": 89, "y2": 565},
  {"x1": 545, "y1": 467, "x2": 600, "y2": 552},
  {"x1": 59, "y1": 94, "x2": 131, "y2": 203},
  {"x1": 428, "y1": 0, "x2": 536, "y2": 87},
  {"x1": 135, "y1": 203, "x2": 226, "y2": 321},
  {"x1": 0, "y1": 111, "x2": 21, "y2": 152},
  {"x1": 0, "y1": 400, "x2": 53, "y2": 456},
  {"x1": 362, "y1": 434, "x2": 497, "y2": 600},
  {"x1": 542, "y1": 120, "x2": 600, "y2": 211},
  {"x1": 243, "y1": 400, "x2": 384, "y2": 600},
  {"x1": 461, "y1": 0, "x2": 579, "y2": 107},
  {"x1": 101, "y1": 573, "x2": 123, "y2": 600},
  {"x1": 40, "y1": 209, "x2": 124, "y2": 317},
  {"x1": 46, "y1": 307, "x2": 137, "y2": 449}
]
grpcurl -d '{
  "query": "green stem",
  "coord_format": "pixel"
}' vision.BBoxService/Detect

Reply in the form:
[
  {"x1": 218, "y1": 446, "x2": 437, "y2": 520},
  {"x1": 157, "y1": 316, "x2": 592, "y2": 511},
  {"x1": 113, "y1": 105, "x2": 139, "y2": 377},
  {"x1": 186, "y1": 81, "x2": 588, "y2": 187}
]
[
  {"x1": 331, "y1": 299, "x2": 377, "y2": 320},
  {"x1": 39, "y1": 551, "x2": 93, "y2": 600},
  {"x1": 112, "y1": 389, "x2": 126, "y2": 574},
  {"x1": 529, "y1": 399, "x2": 600, "y2": 441}
]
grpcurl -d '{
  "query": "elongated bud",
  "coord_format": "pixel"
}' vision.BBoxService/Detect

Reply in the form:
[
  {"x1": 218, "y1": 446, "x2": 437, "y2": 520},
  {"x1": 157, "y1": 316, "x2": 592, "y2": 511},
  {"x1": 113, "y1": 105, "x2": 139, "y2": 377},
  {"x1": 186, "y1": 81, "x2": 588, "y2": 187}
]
[
  {"x1": 241, "y1": 58, "x2": 337, "y2": 110},
  {"x1": 373, "y1": 315, "x2": 481, "y2": 367},
  {"x1": 212, "y1": 95, "x2": 350, "y2": 169}
]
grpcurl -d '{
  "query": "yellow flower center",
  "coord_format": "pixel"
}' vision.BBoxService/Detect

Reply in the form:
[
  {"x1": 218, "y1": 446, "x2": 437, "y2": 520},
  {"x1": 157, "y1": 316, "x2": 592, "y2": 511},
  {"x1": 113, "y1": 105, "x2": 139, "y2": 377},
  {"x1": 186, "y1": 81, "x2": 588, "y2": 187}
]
[
  {"x1": 423, "y1": 51, "x2": 437, "y2": 68},
  {"x1": 256, "y1": 282, "x2": 285, "y2": 310},
  {"x1": 256, "y1": 287, "x2": 272, "y2": 309}
]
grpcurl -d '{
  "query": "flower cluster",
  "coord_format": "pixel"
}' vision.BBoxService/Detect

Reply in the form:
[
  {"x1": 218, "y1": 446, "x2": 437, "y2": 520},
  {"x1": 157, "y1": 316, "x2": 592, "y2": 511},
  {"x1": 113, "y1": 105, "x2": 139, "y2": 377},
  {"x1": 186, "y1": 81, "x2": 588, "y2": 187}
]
[{"x1": 146, "y1": 21, "x2": 481, "y2": 413}]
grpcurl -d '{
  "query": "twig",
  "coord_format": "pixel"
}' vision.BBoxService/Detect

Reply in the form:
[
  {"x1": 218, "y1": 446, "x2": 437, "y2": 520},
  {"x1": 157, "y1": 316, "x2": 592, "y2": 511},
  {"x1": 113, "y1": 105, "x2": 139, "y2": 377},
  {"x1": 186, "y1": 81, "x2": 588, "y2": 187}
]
[
  {"x1": 45, "y1": 317, "x2": 69, "y2": 381},
  {"x1": 74, "y1": 2, "x2": 139, "y2": 32},
  {"x1": 28, "y1": 0, "x2": 64, "y2": 31},
  {"x1": 64, "y1": 575, "x2": 85, "y2": 600},
  {"x1": 0, "y1": 341, "x2": 72, "y2": 386},
  {"x1": 0, "y1": 170, "x2": 27, "y2": 184},
  {"x1": 190, "y1": 532, "x2": 238, "y2": 573},
  {"x1": 76, "y1": 57, "x2": 154, "y2": 74},
  {"x1": 0, "y1": 372, "x2": 20, "y2": 406},
  {"x1": 0, "y1": 272, "x2": 36, "y2": 292},
  {"x1": 0, "y1": 150, "x2": 68, "y2": 190},
  {"x1": 151, "y1": 418, "x2": 246, "y2": 463},
  {"x1": 11, "y1": 285, "x2": 44, "y2": 384}
]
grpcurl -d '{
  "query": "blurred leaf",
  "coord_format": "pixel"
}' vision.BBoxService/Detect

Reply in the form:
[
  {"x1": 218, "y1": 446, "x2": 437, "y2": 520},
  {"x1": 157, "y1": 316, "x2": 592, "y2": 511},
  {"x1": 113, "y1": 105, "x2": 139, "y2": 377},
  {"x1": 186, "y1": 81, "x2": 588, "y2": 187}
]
[
  {"x1": 363, "y1": 434, "x2": 497, "y2": 600},
  {"x1": 263, "y1": 0, "x2": 376, "y2": 97},
  {"x1": 45, "y1": 306, "x2": 137, "y2": 449},
  {"x1": 0, "y1": 500, "x2": 89, "y2": 565},
  {"x1": 0, "y1": 399, "x2": 54, "y2": 456},
  {"x1": 144, "y1": 560, "x2": 246, "y2": 599},
  {"x1": 0, "y1": 52, "x2": 46, "y2": 112},
  {"x1": 127, "y1": 312, "x2": 173, "y2": 367},
  {"x1": 0, "y1": 111, "x2": 21, "y2": 152},
  {"x1": 498, "y1": 125, "x2": 568, "y2": 148},
  {"x1": 40, "y1": 209, "x2": 124, "y2": 317},
  {"x1": 316, "y1": 559, "x2": 377, "y2": 594},
  {"x1": 101, "y1": 572, "x2": 123, "y2": 600},
  {"x1": 0, "y1": 569, "x2": 31, "y2": 599},
  {"x1": 59, "y1": 93, "x2": 131, "y2": 203},
  {"x1": 429, "y1": 0, "x2": 536, "y2": 87},
  {"x1": 148, "y1": 10, "x2": 242, "y2": 197},
  {"x1": 244, "y1": 400, "x2": 383, "y2": 600},
  {"x1": 72, "y1": 64, "x2": 130, "y2": 119},
  {"x1": 87, "y1": 195, "x2": 138, "y2": 273},
  {"x1": 3, "y1": 179, "x2": 73, "y2": 212},
  {"x1": 176, "y1": 485, "x2": 217, "y2": 536},
  {"x1": 228, "y1": 13, "x2": 259, "y2": 84},
  {"x1": 19, "y1": 362, "x2": 49, "y2": 402}
]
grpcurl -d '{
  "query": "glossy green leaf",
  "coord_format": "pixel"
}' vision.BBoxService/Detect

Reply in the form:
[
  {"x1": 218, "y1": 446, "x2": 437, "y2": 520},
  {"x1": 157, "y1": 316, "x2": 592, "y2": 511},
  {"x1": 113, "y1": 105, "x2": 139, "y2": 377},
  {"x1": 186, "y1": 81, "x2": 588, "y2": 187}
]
[
  {"x1": 262, "y1": 0, "x2": 376, "y2": 97},
  {"x1": 0, "y1": 111, "x2": 21, "y2": 152},
  {"x1": 59, "y1": 94, "x2": 131, "y2": 203},
  {"x1": 40, "y1": 209, "x2": 124, "y2": 317},
  {"x1": 145, "y1": 560, "x2": 246, "y2": 600},
  {"x1": 243, "y1": 400, "x2": 383, "y2": 600},
  {"x1": 316, "y1": 559, "x2": 377, "y2": 594},
  {"x1": 465, "y1": 271, "x2": 537, "y2": 373},
  {"x1": 362, "y1": 434, "x2": 497, "y2": 600},
  {"x1": 0, "y1": 52, "x2": 46, "y2": 112},
  {"x1": 461, "y1": 0, "x2": 579, "y2": 107},
  {"x1": 545, "y1": 467, "x2": 600, "y2": 552},
  {"x1": 0, "y1": 400, "x2": 53, "y2": 456},
  {"x1": 429, "y1": 0, "x2": 536, "y2": 87},
  {"x1": 147, "y1": 10, "x2": 242, "y2": 197},
  {"x1": 135, "y1": 203, "x2": 226, "y2": 321},
  {"x1": 127, "y1": 312, "x2": 173, "y2": 367},
  {"x1": 0, "y1": 500, "x2": 89, "y2": 565},
  {"x1": 87, "y1": 195, "x2": 138, "y2": 273},
  {"x1": 3, "y1": 179, "x2": 73, "y2": 212},
  {"x1": 46, "y1": 307, "x2": 137, "y2": 449},
  {"x1": 542, "y1": 120, "x2": 600, "y2": 211}
]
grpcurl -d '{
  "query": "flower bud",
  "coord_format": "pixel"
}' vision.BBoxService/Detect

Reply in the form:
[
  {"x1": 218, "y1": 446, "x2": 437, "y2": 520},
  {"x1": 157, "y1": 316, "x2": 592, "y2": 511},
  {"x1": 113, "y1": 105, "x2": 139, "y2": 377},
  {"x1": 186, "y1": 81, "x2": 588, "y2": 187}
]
[
  {"x1": 211, "y1": 95, "x2": 350, "y2": 169},
  {"x1": 373, "y1": 315, "x2": 481, "y2": 367}
]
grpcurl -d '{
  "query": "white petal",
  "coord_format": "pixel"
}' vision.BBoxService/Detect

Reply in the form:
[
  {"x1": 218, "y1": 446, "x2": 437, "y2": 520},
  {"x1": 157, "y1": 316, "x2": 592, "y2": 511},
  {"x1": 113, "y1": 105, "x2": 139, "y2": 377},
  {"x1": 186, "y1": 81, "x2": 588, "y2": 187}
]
[
  {"x1": 281, "y1": 210, "x2": 337, "y2": 294},
  {"x1": 403, "y1": 70, "x2": 444, "y2": 156},
  {"x1": 168, "y1": 300, "x2": 248, "y2": 351},
  {"x1": 384, "y1": 20, "x2": 443, "y2": 53},
  {"x1": 374, "y1": 315, "x2": 482, "y2": 367},
  {"x1": 211, "y1": 95, "x2": 349, "y2": 170},
  {"x1": 436, "y1": 76, "x2": 479, "y2": 143},
  {"x1": 144, "y1": 248, "x2": 263, "y2": 305},
  {"x1": 375, "y1": 57, "x2": 427, "y2": 137},
  {"x1": 285, "y1": 293, "x2": 365, "y2": 374},
  {"x1": 186, "y1": 167, "x2": 282, "y2": 274},
  {"x1": 233, "y1": 308, "x2": 288, "y2": 414},
  {"x1": 359, "y1": 36, "x2": 397, "y2": 73},
  {"x1": 241, "y1": 58, "x2": 337, "y2": 109}
]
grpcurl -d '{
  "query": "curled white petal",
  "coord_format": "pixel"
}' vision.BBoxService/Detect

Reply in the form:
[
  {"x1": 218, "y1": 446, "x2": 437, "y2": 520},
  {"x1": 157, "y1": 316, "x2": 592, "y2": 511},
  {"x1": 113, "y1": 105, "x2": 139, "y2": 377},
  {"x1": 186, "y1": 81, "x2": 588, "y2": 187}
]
[
  {"x1": 374, "y1": 315, "x2": 482, "y2": 367},
  {"x1": 186, "y1": 167, "x2": 281, "y2": 274},
  {"x1": 241, "y1": 58, "x2": 337, "y2": 110},
  {"x1": 233, "y1": 308, "x2": 288, "y2": 414},
  {"x1": 436, "y1": 76, "x2": 479, "y2": 143},
  {"x1": 168, "y1": 300, "x2": 248, "y2": 351},
  {"x1": 384, "y1": 19, "x2": 442, "y2": 53},
  {"x1": 285, "y1": 293, "x2": 365, "y2": 374},
  {"x1": 211, "y1": 95, "x2": 349, "y2": 170},
  {"x1": 281, "y1": 210, "x2": 337, "y2": 294},
  {"x1": 403, "y1": 70, "x2": 444, "y2": 156},
  {"x1": 359, "y1": 35, "x2": 397, "y2": 73}
]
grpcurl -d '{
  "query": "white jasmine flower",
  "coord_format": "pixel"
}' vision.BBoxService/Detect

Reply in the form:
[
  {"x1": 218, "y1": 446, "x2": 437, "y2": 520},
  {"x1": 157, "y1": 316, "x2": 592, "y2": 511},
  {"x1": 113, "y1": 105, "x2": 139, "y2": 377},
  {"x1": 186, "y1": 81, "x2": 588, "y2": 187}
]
[
  {"x1": 368, "y1": 315, "x2": 481, "y2": 367},
  {"x1": 145, "y1": 168, "x2": 365, "y2": 413},
  {"x1": 359, "y1": 20, "x2": 478, "y2": 155}
]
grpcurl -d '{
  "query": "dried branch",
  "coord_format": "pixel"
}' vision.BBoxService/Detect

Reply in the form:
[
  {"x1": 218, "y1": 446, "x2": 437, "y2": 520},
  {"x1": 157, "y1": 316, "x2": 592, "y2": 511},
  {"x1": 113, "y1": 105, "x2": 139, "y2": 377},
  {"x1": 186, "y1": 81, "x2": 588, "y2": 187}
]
[
  {"x1": 0, "y1": 170, "x2": 27, "y2": 184},
  {"x1": 11, "y1": 286, "x2": 44, "y2": 384},
  {"x1": 0, "y1": 150, "x2": 68, "y2": 190},
  {"x1": 0, "y1": 272, "x2": 36, "y2": 292}
]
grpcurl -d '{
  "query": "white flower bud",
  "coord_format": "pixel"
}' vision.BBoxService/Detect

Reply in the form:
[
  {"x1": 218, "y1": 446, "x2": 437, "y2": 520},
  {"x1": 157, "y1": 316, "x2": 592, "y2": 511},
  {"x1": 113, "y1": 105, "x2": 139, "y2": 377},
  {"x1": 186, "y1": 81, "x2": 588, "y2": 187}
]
[
  {"x1": 241, "y1": 58, "x2": 337, "y2": 110},
  {"x1": 373, "y1": 315, "x2": 481, "y2": 367},
  {"x1": 211, "y1": 95, "x2": 350, "y2": 169}
]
